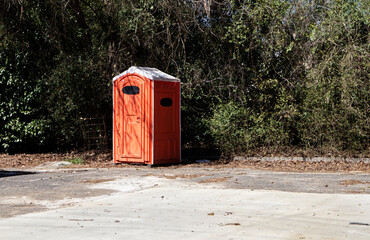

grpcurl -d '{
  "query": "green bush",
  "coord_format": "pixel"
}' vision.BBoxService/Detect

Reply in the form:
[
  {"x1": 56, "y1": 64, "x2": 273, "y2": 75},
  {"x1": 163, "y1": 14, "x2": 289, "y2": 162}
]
[
  {"x1": 0, "y1": 47, "x2": 52, "y2": 153},
  {"x1": 208, "y1": 102, "x2": 249, "y2": 154},
  {"x1": 0, "y1": 0, "x2": 368, "y2": 155}
]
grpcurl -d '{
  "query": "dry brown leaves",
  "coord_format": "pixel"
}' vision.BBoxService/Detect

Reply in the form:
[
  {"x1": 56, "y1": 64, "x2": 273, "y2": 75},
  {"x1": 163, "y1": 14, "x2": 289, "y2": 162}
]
[
  {"x1": 1, "y1": 151, "x2": 369, "y2": 173},
  {"x1": 80, "y1": 178, "x2": 116, "y2": 184},
  {"x1": 198, "y1": 177, "x2": 232, "y2": 183},
  {"x1": 210, "y1": 160, "x2": 370, "y2": 173},
  {"x1": 339, "y1": 180, "x2": 370, "y2": 185},
  {"x1": 0, "y1": 151, "x2": 115, "y2": 169}
]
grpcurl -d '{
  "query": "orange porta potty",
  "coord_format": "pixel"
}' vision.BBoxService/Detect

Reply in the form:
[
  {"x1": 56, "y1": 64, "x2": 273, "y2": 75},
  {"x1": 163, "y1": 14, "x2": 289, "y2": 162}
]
[{"x1": 112, "y1": 66, "x2": 181, "y2": 165}]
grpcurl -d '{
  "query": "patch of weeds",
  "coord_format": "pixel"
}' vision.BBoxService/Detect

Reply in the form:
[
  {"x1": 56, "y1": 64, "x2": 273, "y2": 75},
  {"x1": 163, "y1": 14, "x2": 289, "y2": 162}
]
[{"x1": 67, "y1": 157, "x2": 84, "y2": 165}]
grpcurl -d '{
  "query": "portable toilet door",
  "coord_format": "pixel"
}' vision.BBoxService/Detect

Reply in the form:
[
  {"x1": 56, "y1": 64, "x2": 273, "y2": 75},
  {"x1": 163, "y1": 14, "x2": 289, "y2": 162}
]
[{"x1": 113, "y1": 66, "x2": 181, "y2": 165}]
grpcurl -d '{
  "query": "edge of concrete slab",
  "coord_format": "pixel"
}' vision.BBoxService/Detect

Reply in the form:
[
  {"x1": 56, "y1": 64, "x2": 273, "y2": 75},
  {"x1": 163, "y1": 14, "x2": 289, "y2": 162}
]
[{"x1": 234, "y1": 156, "x2": 370, "y2": 163}]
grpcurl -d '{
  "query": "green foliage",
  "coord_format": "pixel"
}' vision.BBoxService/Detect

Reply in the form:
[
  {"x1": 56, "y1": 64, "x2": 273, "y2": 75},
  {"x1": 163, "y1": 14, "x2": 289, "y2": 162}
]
[
  {"x1": 46, "y1": 54, "x2": 111, "y2": 149},
  {"x1": 297, "y1": 0, "x2": 370, "y2": 151},
  {"x1": 208, "y1": 102, "x2": 249, "y2": 154},
  {"x1": 208, "y1": 99, "x2": 292, "y2": 155},
  {"x1": 67, "y1": 157, "x2": 84, "y2": 165},
  {"x1": 0, "y1": 0, "x2": 368, "y2": 155},
  {"x1": 0, "y1": 44, "x2": 52, "y2": 153}
]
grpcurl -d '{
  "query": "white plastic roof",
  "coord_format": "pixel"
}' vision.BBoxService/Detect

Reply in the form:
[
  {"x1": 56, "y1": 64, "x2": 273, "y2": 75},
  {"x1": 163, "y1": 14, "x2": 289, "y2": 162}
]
[{"x1": 113, "y1": 66, "x2": 180, "y2": 82}]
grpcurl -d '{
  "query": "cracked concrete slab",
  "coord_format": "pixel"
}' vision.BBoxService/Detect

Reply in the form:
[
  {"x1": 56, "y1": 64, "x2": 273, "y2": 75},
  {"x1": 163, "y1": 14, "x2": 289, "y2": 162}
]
[{"x1": 0, "y1": 167, "x2": 369, "y2": 239}]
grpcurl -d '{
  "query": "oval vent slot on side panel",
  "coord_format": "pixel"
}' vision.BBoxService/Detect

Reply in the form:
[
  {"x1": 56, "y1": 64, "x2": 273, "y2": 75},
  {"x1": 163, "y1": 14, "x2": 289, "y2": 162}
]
[
  {"x1": 160, "y1": 98, "x2": 173, "y2": 107},
  {"x1": 122, "y1": 86, "x2": 140, "y2": 95}
]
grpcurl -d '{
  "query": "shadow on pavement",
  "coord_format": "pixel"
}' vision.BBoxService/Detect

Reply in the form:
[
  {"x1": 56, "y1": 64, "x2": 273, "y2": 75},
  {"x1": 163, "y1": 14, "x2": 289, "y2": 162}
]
[
  {"x1": 181, "y1": 148, "x2": 221, "y2": 162},
  {"x1": 0, "y1": 170, "x2": 36, "y2": 178}
]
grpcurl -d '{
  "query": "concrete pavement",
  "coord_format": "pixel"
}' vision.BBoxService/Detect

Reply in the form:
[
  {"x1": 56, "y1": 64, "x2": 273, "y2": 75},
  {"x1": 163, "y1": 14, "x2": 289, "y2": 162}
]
[{"x1": 1, "y1": 174, "x2": 369, "y2": 240}]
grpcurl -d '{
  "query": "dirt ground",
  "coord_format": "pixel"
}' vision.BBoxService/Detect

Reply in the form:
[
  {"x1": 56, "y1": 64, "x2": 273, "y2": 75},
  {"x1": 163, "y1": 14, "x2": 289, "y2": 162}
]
[
  {"x1": 0, "y1": 151, "x2": 114, "y2": 169},
  {"x1": 1, "y1": 150, "x2": 370, "y2": 173}
]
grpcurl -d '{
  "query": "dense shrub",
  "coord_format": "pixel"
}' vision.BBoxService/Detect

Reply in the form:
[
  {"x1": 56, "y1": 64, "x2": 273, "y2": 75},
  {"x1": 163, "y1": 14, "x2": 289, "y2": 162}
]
[{"x1": 0, "y1": 0, "x2": 368, "y2": 155}]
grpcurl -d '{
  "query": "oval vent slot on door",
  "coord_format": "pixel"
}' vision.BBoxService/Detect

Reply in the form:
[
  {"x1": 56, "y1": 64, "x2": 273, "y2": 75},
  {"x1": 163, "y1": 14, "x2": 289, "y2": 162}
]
[
  {"x1": 160, "y1": 98, "x2": 172, "y2": 107},
  {"x1": 122, "y1": 86, "x2": 140, "y2": 95}
]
